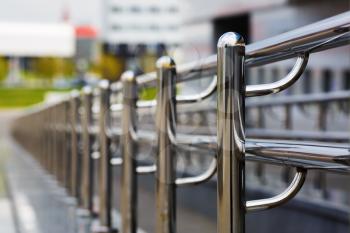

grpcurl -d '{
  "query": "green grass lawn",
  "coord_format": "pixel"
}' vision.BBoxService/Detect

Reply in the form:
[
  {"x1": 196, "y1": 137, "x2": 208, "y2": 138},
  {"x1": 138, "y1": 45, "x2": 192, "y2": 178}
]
[
  {"x1": 0, "y1": 87, "x2": 71, "y2": 108},
  {"x1": 0, "y1": 86, "x2": 170, "y2": 108}
]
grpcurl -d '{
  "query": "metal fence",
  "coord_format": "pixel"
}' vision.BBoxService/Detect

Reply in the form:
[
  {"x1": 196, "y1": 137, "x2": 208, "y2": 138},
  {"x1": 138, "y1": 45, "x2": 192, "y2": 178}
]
[{"x1": 11, "y1": 11, "x2": 350, "y2": 233}]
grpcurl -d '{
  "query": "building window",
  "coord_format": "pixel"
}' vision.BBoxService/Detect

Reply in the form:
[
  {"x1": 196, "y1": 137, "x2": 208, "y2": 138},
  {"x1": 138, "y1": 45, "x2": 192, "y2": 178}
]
[
  {"x1": 130, "y1": 6, "x2": 141, "y2": 13},
  {"x1": 258, "y1": 68, "x2": 265, "y2": 84},
  {"x1": 150, "y1": 6, "x2": 160, "y2": 13},
  {"x1": 168, "y1": 6, "x2": 178, "y2": 13},
  {"x1": 111, "y1": 25, "x2": 122, "y2": 31},
  {"x1": 150, "y1": 25, "x2": 160, "y2": 31},
  {"x1": 111, "y1": 6, "x2": 122, "y2": 13},
  {"x1": 344, "y1": 70, "x2": 350, "y2": 90},
  {"x1": 322, "y1": 69, "x2": 332, "y2": 92},
  {"x1": 271, "y1": 68, "x2": 279, "y2": 82},
  {"x1": 130, "y1": 25, "x2": 141, "y2": 31},
  {"x1": 168, "y1": 25, "x2": 178, "y2": 31},
  {"x1": 303, "y1": 69, "x2": 311, "y2": 94},
  {"x1": 286, "y1": 67, "x2": 293, "y2": 94}
]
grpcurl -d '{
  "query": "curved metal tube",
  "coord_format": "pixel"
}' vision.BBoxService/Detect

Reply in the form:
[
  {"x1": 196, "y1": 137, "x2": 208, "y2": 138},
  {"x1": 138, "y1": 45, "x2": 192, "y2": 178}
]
[
  {"x1": 92, "y1": 105, "x2": 100, "y2": 115},
  {"x1": 125, "y1": 124, "x2": 157, "y2": 174},
  {"x1": 110, "y1": 157, "x2": 123, "y2": 166},
  {"x1": 104, "y1": 53, "x2": 314, "y2": 111},
  {"x1": 166, "y1": 119, "x2": 217, "y2": 186},
  {"x1": 246, "y1": 168, "x2": 307, "y2": 212},
  {"x1": 137, "y1": 99, "x2": 156, "y2": 108},
  {"x1": 136, "y1": 164, "x2": 157, "y2": 174},
  {"x1": 110, "y1": 81, "x2": 123, "y2": 93},
  {"x1": 175, "y1": 157, "x2": 217, "y2": 186},
  {"x1": 246, "y1": 53, "x2": 309, "y2": 97},
  {"x1": 121, "y1": 76, "x2": 217, "y2": 109},
  {"x1": 110, "y1": 103, "x2": 123, "y2": 112},
  {"x1": 176, "y1": 75, "x2": 217, "y2": 104}
]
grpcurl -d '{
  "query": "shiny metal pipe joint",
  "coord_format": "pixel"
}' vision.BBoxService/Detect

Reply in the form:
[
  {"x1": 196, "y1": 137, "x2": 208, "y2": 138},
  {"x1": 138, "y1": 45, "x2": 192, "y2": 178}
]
[
  {"x1": 217, "y1": 32, "x2": 246, "y2": 233},
  {"x1": 98, "y1": 80, "x2": 113, "y2": 231},
  {"x1": 155, "y1": 56, "x2": 177, "y2": 233},
  {"x1": 120, "y1": 70, "x2": 138, "y2": 233}
]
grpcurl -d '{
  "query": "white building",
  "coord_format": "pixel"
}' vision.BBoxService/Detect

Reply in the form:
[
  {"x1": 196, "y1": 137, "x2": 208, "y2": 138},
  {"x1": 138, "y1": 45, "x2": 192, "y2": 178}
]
[{"x1": 102, "y1": 0, "x2": 182, "y2": 49}]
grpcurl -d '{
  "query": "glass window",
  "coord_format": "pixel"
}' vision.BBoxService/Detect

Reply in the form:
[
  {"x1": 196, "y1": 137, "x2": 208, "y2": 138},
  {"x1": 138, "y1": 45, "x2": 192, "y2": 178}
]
[
  {"x1": 130, "y1": 6, "x2": 141, "y2": 13},
  {"x1": 150, "y1": 6, "x2": 160, "y2": 13},
  {"x1": 111, "y1": 25, "x2": 122, "y2": 31},
  {"x1": 286, "y1": 67, "x2": 293, "y2": 94},
  {"x1": 130, "y1": 25, "x2": 141, "y2": 30},
  {"x1": 168, "y1": 25, "x2": 178, "y2": 30},
  {"x1": 111, "y1": 6, "x2": 122, "y2": 13},
  {"x1": 344, "y1": 70, "x2": 350, "y2": 90},
  {"x1": 303, "y1": 69, "x2": 311, "y2": 94},
  {"x1": 322, "y1": 69, "x2": 332, "y2": 92},
  {"x1": 169, "y1": 6, "x2": 178, "y2": 13},
  {"x1": 258, "y1": 68, "x2": 265, "y2": 84},
  {"x1": 150, "y1": 25, "x2": 160, "y2": 31},
  {"x1": 271, "y1": 68, "x2": 279, "y2": 82}
]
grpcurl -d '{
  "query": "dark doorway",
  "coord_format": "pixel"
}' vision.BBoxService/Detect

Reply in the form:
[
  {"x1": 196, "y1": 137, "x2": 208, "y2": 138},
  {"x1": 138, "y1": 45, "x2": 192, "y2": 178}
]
[{"x1": 213, "y1": 14, "x2": 250, "y2": 50}]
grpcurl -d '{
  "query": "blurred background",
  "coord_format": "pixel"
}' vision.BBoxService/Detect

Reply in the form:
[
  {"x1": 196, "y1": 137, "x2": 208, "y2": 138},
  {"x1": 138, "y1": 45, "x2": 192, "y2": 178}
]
[
  {"x1": 0, "y1": 0, "x2": 349, "y2": 105},
  {"x1": 0, "y1": 0, "x2": 349, "y2": 233}
]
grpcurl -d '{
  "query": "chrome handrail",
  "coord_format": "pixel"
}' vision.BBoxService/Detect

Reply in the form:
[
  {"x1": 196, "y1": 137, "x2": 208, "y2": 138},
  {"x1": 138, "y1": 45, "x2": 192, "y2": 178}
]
[
  {"x1": 134, "y1": 11, "x2": 350, "y2": 88},
  {"x1": 245, "y1": 54, "x2": 309, "y2": 97},
  {"x1": 10, "y1": 11, "x2": 350, "y2": 233},
  {"x1": 246, "y1": 168, "x2": 307, "y2": 212}
]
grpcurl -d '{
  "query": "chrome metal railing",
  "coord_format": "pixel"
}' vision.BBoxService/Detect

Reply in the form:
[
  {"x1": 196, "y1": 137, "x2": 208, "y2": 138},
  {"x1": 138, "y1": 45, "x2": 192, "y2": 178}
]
[{"x1": 12, "y1": 11, "x2": 350, "y2": 233}]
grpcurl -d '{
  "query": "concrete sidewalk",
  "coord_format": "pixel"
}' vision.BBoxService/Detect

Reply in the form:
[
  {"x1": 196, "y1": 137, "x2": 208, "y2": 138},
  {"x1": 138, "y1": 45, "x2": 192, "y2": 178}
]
[
  {"x1": 0, "y1": 110, "x2": 76, "y2": 233},
  {"x1": 0, "y1": 110, "x2": 21, "y2": 233},
  {"x1": 0, "y1": 163, "x2": 16, "y2": 233}
]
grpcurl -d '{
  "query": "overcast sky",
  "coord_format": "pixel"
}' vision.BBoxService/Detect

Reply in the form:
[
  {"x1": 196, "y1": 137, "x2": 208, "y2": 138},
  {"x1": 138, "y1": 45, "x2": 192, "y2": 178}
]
[{"x1": 0, "y1": 0, "x2": 101, "y2": 28}]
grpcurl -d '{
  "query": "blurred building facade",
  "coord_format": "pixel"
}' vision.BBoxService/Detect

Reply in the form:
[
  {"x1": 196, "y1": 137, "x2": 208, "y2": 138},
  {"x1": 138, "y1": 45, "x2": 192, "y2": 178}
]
[
  {"x1": 100, "y1": 0, "x2": 183, "y2": 74},
  {"x1": 180, "y1": 0, "x2": 349, "y2": 93},
  {"x1": 0, "y1": 0, "x2": 184, "y2": 82}
]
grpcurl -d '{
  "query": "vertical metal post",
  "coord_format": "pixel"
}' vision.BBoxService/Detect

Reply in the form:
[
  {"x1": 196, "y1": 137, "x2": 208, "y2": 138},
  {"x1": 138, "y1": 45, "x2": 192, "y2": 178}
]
[
  {"x1": 47, "y1": 108, "x2": 50, "y2": 172},
  {"x1": 155, "y1": 56, "x2": 177, "y2": 233},
  {"x1": 53, "y1": 104, "x2": 58, "y2": 178},
  {"x1": 52, "y1": 106, "x2": 57, "y2": 175},
  {"x1": 217, "y1": 32, "x2": 246, "y2": 233},
  {"x1": 316, "y1": 102, "x2": 328, "y2": 199},
  {"x1": 255, "y1": 106, "x2": 265, "y2": 183},
  {"x1": 81, "y1": 87, "x2": 94, "y2": 211},
  {"x1": 58, "y1": 103, "x2": 64, "y2": 184},
  {"x1": 45, "y1": 109, "x2": 51, "y2": 171},
  {"x1": 283, "y1": 104, "x2": 292, "y2": 183},
  {"x1": 120, "y1": 71, "x2": 138, "y2": 233},
  {"x1": 98, "y1": 80, "x2": 112, "y2": 232},
  {"x1": 257, "y1": 107, "x2": 264, "y2": 128},
  {"x1": 285, "y1": 104, "x2": 292, "y2": 130},
  {"x1": 50, "y1": 106, "x2": 54, "y2": 175},
  {"x1": 64, "y1": 101, "x2": 72, "y2": 191},
  {"x1": 40, "y1": 111, "x2": 45, "y2": 167},
  {"x1": 58, "y1": 103, "x2": 64, "y2": 186},
  {"x1": 70, "y1": 92, "x2": 80, "y2": 198},
  {"x1": 56, "y1": 104, "x2": 62, "y2": 183}
]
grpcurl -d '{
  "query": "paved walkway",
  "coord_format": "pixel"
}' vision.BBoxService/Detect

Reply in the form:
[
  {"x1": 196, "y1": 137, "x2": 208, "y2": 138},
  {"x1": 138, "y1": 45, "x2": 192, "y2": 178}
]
[
  {"x1": 0, "y1": 110, "x2": 78, "y2": 233},
  {"x1": 0, "y1": 111, "x2": 20, "y2": 233}
]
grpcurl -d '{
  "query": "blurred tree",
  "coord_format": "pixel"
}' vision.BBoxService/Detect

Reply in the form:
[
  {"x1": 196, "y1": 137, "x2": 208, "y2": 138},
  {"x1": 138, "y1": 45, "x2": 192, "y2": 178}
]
[
  {"x1": 31, "y1": 57, "x2": 75, "y2": 79},
  {"x1": 60, "y1": 58, "x2": 75, "y2": 77},
  {"x1": 93, "y1": 53, "x2": 125, "y2": 81},
  {"x1": 0, "y1": 57, "x2": 9, "y2": 81},
  {"x1": 32, "y1": 58, "x2": 57, "y2": 79}
]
